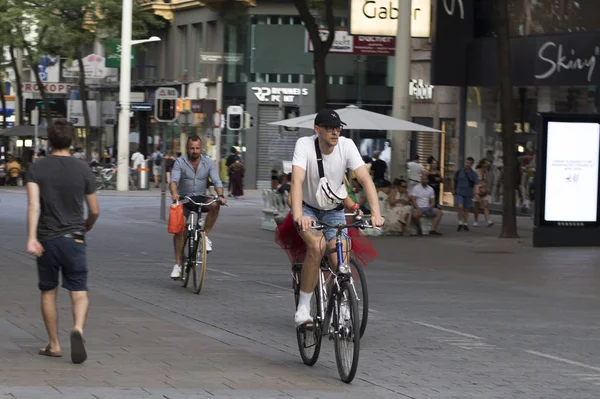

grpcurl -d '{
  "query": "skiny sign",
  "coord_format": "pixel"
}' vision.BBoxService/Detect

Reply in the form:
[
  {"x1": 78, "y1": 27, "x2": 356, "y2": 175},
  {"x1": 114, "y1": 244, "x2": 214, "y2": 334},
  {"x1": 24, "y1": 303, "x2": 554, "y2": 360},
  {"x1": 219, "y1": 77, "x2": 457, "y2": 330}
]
[{"x1": 350, "y1": 0, "x2": 431, "y2": 37}]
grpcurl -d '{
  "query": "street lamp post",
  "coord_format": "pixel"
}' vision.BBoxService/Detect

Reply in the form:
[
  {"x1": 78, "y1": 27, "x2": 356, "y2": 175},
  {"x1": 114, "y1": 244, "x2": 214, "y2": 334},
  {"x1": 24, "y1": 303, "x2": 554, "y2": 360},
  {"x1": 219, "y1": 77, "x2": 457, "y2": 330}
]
[{"x1": 116, "y1": 0, "x2": 161, "y2": 191}]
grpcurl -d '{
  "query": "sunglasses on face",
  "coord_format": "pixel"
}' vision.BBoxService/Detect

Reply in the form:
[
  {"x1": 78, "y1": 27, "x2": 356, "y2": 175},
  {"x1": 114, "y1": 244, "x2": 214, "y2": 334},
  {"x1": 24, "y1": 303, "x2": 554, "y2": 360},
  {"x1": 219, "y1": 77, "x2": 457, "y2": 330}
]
[{"x1": 319, "y1": 125, "x2": 343, "y2": 133}]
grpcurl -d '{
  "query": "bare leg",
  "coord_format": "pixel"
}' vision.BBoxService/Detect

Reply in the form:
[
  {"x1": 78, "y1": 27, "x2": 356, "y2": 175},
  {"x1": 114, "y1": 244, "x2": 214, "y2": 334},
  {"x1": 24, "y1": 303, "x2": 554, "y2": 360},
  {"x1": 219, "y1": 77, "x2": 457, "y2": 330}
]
[
  {"x1": 431, "y1": 210, "x2": 443, "y2": 230},
  {"x1": 204, "y1": 203, "x2": 220, "y2": 235},
  {"x1": 174, "y1": 232, "x2": 185, "y2": 265},
  {"x1": 473, "y1": 201, "x2": 480, "y2": 222},
  {"x1": 70, "y1": 291, "x2": 88, "y2": 333},
  {"x1": 41, "y1": 289, "x2": 60, "y2": 352},
  {"x1": 483, "y1": 200, "x2": 491, "y2": 223},
  {"x1": 457, "y1": 205, "x2": 464, "y2": 223}
]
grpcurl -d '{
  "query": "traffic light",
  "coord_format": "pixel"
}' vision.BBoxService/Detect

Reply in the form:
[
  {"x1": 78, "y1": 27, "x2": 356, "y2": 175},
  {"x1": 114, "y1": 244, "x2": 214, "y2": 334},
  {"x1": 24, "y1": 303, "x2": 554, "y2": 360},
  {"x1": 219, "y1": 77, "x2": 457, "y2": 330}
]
[
  {"x1": 227, "y1": 106, "x2": 243, "y2": 131},
  {"x1": 244, "y1": 112, "x2": 254, "y2": 129},
  {"x1": 155, "y1": 99, "x2": 177, "y2": 122}
]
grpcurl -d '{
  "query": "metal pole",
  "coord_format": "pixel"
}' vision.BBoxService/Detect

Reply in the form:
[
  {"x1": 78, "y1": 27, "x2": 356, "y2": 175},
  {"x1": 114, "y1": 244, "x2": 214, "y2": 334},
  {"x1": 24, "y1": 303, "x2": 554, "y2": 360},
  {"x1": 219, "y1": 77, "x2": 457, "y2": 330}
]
[
  {"x1": 215, "y1": 76, "x2": 222, "y2": 169},
  {"x1": 160, "y1": 148, "x2": 166, "y2": 220},
  {"x1": 390, "y1": 0, "x2": 412, "y2": 179},
  {"x1": 33, "y1": 106, "x2": 39, "y2": 158},
  {"x1": 116, "y1": 0, "x2": 133, "y2": 191}
]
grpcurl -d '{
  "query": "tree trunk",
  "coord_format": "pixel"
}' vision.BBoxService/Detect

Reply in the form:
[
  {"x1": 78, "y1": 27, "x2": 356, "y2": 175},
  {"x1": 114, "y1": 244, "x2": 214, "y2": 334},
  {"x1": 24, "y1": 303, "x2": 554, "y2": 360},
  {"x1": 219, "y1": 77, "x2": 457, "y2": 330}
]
[
  {"x1": 293, "y1": 0, "x2": 335, "y2": 112},
  {"x1": 78, "y1": 52, "x2": 93, "y2": 161},
  {"x1": 495, "y1": 0, "x2": 519, "y2": 238},
  {"x1": 9, "y1": 45, "x2": 25, "y2": 125},
  {"x1": 313, "y1": 49, "x2": 328, "y2": 110},
  {"x1": 27, "y1": 55, "x2": 52, "y2": 126},
  {"x1": 0, "y1": 77, "x2": 7, "y2": 129}
]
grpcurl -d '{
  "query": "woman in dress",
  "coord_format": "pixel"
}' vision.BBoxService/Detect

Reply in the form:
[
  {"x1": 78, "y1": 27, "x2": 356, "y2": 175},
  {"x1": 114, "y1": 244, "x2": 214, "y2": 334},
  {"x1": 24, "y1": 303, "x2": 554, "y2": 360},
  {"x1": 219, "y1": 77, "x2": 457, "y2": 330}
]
[
  {"x1": 228, "y1": 159, "x2": 245, "y2": 199},
  {"x1": 473, "y1": 158, "x2": 493, "y2": 227}
]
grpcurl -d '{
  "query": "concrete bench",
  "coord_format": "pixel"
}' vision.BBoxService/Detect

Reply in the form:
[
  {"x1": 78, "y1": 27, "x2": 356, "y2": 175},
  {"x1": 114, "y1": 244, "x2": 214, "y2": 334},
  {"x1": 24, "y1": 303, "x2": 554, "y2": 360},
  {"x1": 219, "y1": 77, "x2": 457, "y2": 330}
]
[{"x1": 261, "y1": 189, "x2": 289, "y2": 231}]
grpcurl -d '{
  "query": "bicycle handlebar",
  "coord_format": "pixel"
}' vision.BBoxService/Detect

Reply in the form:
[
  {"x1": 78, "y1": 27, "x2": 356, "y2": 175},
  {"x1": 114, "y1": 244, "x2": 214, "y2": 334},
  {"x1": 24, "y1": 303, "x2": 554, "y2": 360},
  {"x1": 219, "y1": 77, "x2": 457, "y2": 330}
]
[
  {"x1": 177, "y1": 195, "x2": 226, "y2": 207},
  {"x1": 311, "y1": 214, "x2": 382, "y2": 231}
]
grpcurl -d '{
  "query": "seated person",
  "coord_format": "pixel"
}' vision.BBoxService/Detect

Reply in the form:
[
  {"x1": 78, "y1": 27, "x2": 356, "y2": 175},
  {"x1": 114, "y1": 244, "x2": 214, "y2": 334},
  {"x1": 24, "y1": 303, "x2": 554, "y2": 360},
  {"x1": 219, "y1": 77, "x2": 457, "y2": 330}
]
[
  {"x1": 409, "y1": 174, "x2": 443, "y2": 236},
  {"x1": 386, "y1": 178, "x2": 413, "y2": 236}
]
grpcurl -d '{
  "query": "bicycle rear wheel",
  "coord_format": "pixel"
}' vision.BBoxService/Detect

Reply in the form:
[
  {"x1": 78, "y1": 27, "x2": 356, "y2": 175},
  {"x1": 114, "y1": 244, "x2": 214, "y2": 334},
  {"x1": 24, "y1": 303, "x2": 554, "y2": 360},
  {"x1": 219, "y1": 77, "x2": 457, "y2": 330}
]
[
  {"x1": 349, "y1": 259, "x2": 369, "y2": 338},
  {"x1": 193, "y1": 231, "x2": 207, "y2": 294},
  {"x1": 333, "y1": 280, "x2": 360, "y2": 383},
  {"x1": 296, "y1": 280, "x2": 322, "y2": 366}
]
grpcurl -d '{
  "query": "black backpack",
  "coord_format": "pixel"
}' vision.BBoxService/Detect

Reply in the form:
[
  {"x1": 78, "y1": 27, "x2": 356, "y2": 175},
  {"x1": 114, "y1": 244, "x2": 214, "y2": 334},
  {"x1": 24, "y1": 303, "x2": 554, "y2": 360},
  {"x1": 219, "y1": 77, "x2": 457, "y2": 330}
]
[{"x1": 154, "y1": 153, "x2": 162, "y2": 166}]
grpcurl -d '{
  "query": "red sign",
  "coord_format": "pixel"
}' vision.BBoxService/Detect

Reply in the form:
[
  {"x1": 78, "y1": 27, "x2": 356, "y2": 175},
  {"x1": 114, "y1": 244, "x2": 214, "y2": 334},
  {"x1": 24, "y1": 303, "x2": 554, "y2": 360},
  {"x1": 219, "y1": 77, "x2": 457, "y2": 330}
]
[
  {"x1": 21, "y1": 82, "x2": 75, "y2": 94},
  {"x1": 306, "y1": 30, "x2": 396, "y2": 56}
]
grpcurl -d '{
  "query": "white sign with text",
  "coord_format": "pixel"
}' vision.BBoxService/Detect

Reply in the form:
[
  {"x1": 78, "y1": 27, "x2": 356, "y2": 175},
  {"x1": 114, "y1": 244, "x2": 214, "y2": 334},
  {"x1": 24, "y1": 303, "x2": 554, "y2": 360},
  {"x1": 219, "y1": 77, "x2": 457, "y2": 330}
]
[
  {"x1": 251, "y1": 87, "x2": 309, "y2": 103},
  {"x1": 544, "y1": 121, "x2": 600, "y2": 222},
  {"x1": 349, "y1": 0, "x2": 431, "y2": 37}
]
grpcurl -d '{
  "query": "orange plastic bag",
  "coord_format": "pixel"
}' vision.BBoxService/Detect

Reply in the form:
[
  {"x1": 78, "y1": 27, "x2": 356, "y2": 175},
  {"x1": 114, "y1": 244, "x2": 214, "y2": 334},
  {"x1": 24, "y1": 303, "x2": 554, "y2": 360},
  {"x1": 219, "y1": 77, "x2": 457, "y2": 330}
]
[{"x1": 168, "y1": 203, "x2": 185, "y2": 234}]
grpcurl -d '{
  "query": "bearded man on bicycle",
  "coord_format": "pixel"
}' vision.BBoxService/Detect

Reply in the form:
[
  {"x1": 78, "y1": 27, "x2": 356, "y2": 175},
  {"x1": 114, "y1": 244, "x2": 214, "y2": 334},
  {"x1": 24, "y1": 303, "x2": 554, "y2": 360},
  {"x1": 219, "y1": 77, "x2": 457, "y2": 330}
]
[
  {"x1": 290, "y1": 109, "x2": 384, "y2": 327},
  {"x1": 169, "y1": 136, "x2": 227, "y2": 279}
]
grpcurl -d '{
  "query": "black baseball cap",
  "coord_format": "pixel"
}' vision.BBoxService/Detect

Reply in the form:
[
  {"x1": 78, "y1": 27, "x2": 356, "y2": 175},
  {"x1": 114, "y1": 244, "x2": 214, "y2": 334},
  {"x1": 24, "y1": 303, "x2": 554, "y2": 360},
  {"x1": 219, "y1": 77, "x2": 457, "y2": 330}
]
[{"x1": 314, "y1": 109, "x2": 346, "y2": 127}]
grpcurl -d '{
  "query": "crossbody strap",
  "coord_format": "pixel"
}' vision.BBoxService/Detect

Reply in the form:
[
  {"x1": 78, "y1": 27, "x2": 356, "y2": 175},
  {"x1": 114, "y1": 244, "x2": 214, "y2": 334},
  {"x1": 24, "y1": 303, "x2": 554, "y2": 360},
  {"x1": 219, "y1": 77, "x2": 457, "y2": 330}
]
[{"x1": 314, "y1": 137, "x2": 325, "y2": 178}]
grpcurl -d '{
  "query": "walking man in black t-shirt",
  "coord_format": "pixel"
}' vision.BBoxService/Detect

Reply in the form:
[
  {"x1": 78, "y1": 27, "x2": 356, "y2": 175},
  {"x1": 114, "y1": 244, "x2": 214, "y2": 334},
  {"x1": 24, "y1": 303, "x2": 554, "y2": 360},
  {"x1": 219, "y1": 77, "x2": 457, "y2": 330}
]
[{"x1": 26, "y1": 119, "x2": 100, "y2": 364}]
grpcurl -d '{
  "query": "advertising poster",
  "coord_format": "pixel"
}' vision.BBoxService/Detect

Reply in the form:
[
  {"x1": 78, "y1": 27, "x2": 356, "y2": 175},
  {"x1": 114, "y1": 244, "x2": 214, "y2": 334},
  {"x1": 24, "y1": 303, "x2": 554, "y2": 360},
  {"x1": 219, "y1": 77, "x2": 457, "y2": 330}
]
[
  {"x1": 359, "y1": 138, "x2": 391, "y2": 165},
  {"x1": 544, "y1": 121, "x2": 600, "y2": 222}
]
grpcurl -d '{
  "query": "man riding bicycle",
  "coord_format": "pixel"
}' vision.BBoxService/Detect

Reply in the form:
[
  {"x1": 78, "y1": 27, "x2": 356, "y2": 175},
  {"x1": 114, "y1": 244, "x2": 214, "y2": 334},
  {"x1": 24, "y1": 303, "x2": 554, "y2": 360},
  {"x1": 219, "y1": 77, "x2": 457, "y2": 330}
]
[
  {"x1": 291, "y1": 109, "x2": 384, "y2": 327},
  {"x1": 169, "y1": 136, "x2": 227, "y2": 279}
]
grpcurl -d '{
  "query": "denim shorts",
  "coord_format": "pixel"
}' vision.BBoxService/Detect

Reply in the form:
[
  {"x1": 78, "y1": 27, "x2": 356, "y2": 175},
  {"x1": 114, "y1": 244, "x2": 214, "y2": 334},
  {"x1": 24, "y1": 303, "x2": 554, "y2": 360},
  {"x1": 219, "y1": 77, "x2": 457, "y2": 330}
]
[
  {"x1": 456, "y1": 195, "x2": 473, "y2": 208},
  {"x1": 302, "y1": 204, "x2": 348, "y2": 242},
  {"x1": 37, "y1": 236, "x2": 88, "y2": 292}
]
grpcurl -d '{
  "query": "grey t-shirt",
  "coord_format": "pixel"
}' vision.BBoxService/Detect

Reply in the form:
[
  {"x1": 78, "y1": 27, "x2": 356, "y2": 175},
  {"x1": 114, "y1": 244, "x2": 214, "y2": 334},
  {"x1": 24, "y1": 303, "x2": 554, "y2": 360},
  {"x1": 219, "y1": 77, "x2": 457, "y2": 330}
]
[{"x1": 28, "y1": 155, "x2": 96, "y2": 241}]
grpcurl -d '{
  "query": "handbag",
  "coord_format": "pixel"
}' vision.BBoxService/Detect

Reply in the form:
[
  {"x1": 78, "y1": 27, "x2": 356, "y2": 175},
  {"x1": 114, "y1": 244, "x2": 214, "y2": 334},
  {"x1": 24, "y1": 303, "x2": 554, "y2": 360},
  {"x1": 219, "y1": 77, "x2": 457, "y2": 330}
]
[
  {"x1": 168, "y1": 202, "x2": 185, "y2": 234},
  {"x1": 314, "y1": 137, "x2": 347, "y2": 210}
]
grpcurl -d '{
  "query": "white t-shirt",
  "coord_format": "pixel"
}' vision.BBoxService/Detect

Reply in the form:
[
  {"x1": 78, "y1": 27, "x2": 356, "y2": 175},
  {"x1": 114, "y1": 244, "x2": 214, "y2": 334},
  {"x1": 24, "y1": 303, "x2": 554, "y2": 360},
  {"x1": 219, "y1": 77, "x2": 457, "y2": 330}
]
[
  {"x1": 131, "y1": 152, "x2": 145, "y2": 169},
  {"x1": 407, "y1": 161, "x2": 424, "y2": 182},
  {"x1": 410, "y1": 184, "x2": 435, "y2": 208},
  {"x1": 292, "y1": 135, "x2": 364, "y2": 210}
]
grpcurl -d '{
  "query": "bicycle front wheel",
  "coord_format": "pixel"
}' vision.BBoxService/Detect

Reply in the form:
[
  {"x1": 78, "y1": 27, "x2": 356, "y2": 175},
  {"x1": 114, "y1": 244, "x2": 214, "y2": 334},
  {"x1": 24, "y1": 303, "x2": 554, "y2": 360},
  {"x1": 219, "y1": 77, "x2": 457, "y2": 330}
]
[
  {"x1": 181, "y1": 233, "x2": 193, "y2": 288},
  {"x1": 193, "y1": 231, "x2": 208, "y2": 294},
  {"x1": 349, "y1": 259, "x2": 369, "y2": 338},
  {"x1": 334, "y1": 280, "x2": 360, "y2": 383},
  {"x1": 296, "y1": 282, "x2": 322, "y2": 366}
]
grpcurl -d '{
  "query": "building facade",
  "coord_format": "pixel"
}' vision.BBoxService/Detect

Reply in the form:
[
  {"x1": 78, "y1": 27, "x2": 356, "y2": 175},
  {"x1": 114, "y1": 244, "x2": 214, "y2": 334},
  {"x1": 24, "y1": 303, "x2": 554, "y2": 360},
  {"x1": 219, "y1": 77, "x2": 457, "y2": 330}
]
[{"x1": 432, "y1": 0, "x2": 600, "y2": 212}]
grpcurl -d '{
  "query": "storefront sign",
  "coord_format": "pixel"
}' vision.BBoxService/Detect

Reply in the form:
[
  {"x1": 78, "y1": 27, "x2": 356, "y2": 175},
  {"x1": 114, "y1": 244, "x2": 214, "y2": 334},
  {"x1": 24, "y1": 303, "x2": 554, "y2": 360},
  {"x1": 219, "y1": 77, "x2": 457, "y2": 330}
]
[
  {"x1": 30, "y1": 56, "x2": 60, "y2": 83},
  {"x1": 534, "y1": 41, "x2": 599, "y2": 83},
  {"x1": 63, "y1": 54, "x2": 106, "y2": 79},
  {"x1": 307, "y1": 30, "x2": 395, "y2": 56},
  {"x1": 22, "y1": 82, "x2": 75, "y2": 94},
  {"x1": 199, "y1": 52, "x2": 244, "y2": 65},
  {"x1": 349, "y1": 0, "x2": 431, "y2": 37},
  {"x1": 409, "y1": 79, "x2": 434, "y2": 100},
  {"x1": 251, "y1": 87, "x2": 309, "y2": 103}
]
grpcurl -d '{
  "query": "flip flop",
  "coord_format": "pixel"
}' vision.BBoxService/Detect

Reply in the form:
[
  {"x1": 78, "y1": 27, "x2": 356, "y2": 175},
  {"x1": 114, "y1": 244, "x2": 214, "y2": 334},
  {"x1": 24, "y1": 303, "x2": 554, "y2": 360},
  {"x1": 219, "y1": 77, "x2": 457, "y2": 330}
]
[
  {"x1": 39, "y1": 344, "x2": 62, "y2": 357},
  {"x1": 70, "y1": 330, "x2": 87, "y2": 364}
]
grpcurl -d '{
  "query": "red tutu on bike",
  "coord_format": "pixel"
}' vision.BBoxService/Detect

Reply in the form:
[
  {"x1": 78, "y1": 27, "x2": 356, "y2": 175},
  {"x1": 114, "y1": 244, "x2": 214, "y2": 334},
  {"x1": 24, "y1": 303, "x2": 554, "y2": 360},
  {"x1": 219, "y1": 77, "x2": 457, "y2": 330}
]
[{"x1": 274, "y1": 211, "x2": 378, "y2": 267}]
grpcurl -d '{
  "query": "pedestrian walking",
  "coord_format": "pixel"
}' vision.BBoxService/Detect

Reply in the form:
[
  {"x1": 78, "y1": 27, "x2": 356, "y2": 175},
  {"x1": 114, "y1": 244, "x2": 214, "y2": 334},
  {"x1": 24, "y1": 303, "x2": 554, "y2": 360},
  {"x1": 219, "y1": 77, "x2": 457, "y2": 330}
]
[{"x1": 26, "y1": 119, "x2": 100, "y2": 364}]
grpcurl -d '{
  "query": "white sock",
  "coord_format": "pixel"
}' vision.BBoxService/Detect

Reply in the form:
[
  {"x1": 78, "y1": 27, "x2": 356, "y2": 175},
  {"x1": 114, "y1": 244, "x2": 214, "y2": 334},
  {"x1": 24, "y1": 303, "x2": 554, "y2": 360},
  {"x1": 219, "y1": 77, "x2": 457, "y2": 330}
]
[{"x1": 298, "y1": 291, "x2": 313, "y2": 310}]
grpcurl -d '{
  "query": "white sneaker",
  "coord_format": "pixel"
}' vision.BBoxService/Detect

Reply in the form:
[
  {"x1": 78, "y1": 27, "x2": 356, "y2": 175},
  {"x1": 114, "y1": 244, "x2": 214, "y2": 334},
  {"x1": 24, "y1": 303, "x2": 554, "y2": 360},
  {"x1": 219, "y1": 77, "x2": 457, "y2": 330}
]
[
  {"x1": 294, "y1": 306, "x2": 313, "y2": 327},
  {"x1": 205, "y1": 237, "x2": 212, "y2": 252},
  {"x1": 170, "y1": 264, "x2": 182, "y2": 279},
  {"x1": 472, "y1": 222, "x2": 479, "y2": 227}
]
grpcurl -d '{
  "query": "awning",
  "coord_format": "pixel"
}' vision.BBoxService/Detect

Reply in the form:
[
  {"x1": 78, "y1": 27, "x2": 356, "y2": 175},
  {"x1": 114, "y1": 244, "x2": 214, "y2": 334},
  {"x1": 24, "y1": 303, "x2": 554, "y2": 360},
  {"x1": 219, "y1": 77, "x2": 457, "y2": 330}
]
[{"x1": 0, "y1": 125, "x2": 48, "y2": 138}]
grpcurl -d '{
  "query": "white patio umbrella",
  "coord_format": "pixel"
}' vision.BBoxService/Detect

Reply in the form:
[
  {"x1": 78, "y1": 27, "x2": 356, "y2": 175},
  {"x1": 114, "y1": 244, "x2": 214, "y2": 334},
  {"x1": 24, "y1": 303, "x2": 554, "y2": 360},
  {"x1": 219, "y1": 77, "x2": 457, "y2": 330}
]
[{"x1": 269, "y1": 105, "x2": 441, "y2": 132}]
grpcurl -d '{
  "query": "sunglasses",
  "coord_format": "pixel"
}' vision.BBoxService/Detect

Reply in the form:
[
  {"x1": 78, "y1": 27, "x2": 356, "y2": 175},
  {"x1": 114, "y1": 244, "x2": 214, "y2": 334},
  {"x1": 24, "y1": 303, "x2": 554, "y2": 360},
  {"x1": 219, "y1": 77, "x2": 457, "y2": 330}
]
[{"x1": 319, "y1": 125, "x2": 343, "y2": 132}]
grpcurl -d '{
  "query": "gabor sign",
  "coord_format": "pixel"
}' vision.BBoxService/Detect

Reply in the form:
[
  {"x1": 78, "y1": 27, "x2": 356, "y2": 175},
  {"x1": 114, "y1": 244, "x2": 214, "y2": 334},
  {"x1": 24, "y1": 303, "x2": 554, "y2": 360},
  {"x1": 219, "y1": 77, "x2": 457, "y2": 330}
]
[{"x1": 349, "y1": 0, "x2": 431, "y2": 37}]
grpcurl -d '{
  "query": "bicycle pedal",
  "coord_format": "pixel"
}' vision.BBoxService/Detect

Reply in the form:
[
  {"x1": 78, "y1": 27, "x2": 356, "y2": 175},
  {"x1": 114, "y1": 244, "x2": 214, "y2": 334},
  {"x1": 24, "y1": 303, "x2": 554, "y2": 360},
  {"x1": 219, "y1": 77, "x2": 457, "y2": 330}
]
[{"x1": 297, "y1": 322, "x2": 314, "y2": 332}]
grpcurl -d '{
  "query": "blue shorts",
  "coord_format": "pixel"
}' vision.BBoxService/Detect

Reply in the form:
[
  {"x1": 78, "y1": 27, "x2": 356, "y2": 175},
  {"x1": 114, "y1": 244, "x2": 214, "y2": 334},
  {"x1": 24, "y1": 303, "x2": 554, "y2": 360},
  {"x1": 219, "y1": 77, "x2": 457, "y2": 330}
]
[
  {"x1": 37, "y1": 236, "x2": 88, "y2": 292},
  {"x1": 419, "y1": 207, "x2": 440, "y2": 217},
  {"x1": 456, "y1": 195, "x2": 473, "y2": 208},
  {"x1": 302, "y1": 204, "x2": 348, "y2": 243}
]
